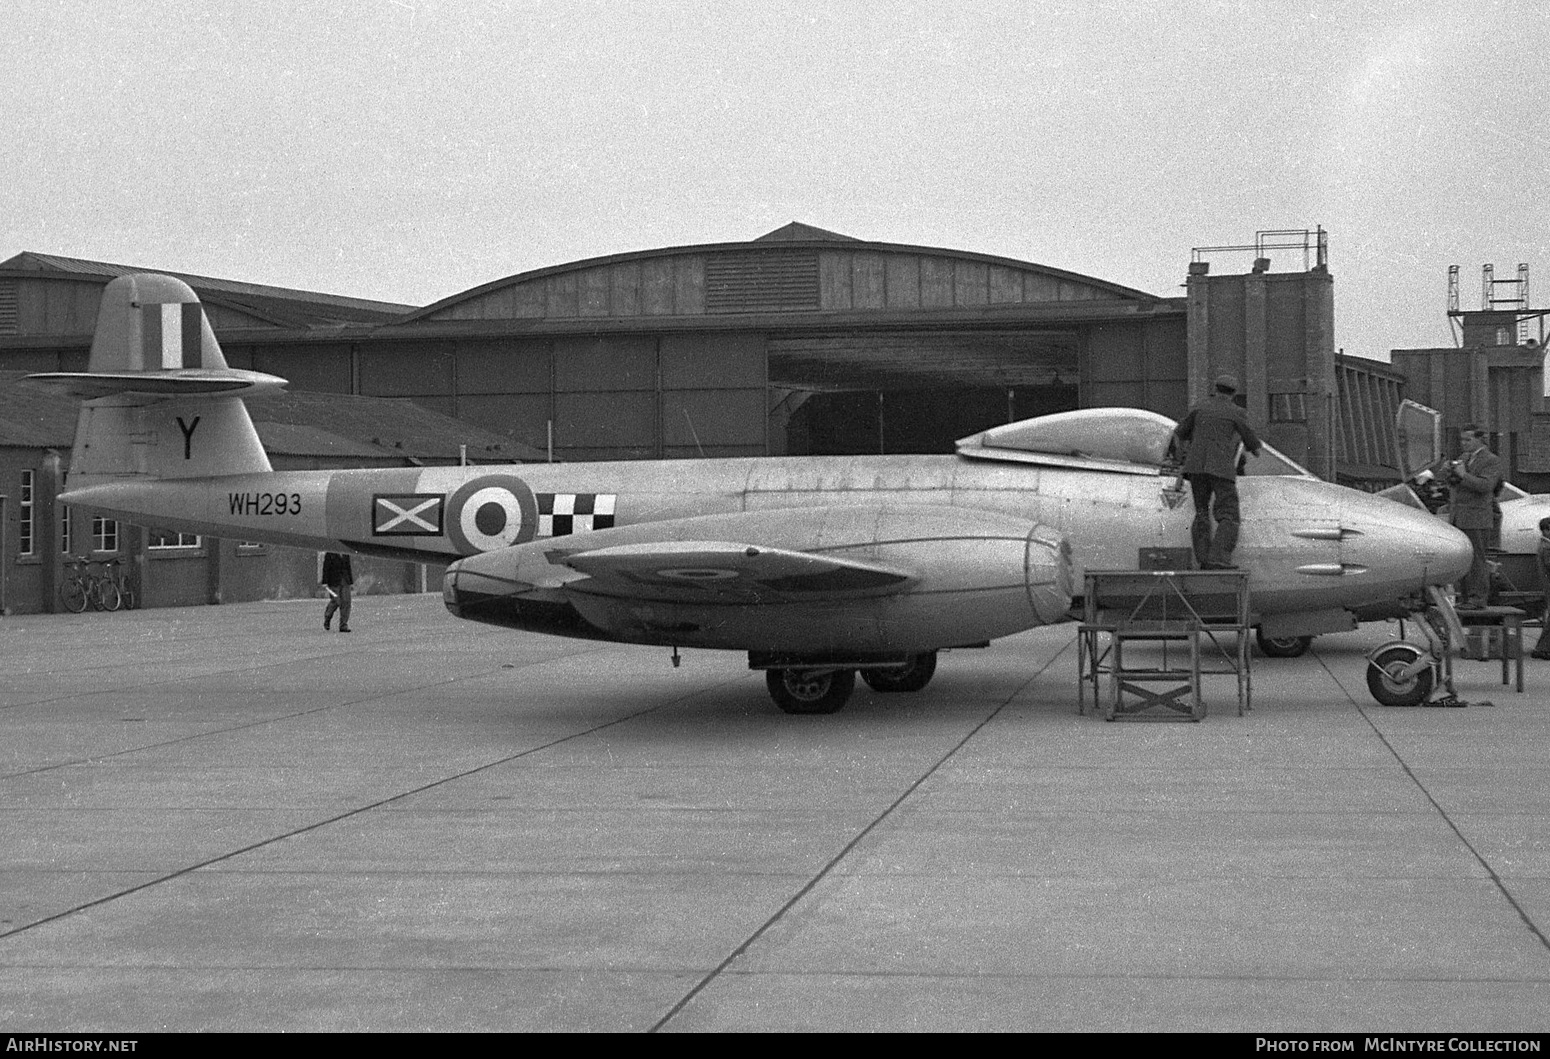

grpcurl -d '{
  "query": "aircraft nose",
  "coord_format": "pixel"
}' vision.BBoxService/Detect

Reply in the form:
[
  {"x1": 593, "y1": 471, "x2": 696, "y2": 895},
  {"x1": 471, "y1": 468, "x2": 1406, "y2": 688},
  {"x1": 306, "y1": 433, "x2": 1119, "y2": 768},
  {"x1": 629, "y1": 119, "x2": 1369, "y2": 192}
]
[
  {"x1": 1342, "y1": 498, "x2": 1473, "y2": 590},
  {"x1": 1436, "y1": 523, "x2": 1476, "y2": 586}
]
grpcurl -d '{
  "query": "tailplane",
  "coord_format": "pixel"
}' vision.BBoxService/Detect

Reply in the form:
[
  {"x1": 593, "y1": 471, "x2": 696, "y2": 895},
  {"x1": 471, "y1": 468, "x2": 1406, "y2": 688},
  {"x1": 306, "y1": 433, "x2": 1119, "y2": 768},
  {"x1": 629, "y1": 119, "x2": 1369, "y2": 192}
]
[{"x1": 26, "y1": 274, "x2": 286, "y2": 486}]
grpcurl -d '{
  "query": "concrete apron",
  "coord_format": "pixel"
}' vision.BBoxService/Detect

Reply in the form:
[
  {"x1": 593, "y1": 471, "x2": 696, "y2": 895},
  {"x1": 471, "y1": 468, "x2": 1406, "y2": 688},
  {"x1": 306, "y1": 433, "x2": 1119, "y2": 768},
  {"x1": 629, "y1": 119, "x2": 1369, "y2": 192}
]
[{"x1": 0, "y1": 595, "x2": 1546, "y2": 1032}]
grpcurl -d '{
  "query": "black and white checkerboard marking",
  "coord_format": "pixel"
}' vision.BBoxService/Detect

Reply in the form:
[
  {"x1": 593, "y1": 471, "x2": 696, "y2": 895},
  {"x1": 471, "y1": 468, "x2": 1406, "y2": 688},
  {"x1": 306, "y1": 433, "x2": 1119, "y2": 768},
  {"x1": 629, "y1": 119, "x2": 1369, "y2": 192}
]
[{"x1": 538, "y1": 493, "x2": 616, "y2": 537}]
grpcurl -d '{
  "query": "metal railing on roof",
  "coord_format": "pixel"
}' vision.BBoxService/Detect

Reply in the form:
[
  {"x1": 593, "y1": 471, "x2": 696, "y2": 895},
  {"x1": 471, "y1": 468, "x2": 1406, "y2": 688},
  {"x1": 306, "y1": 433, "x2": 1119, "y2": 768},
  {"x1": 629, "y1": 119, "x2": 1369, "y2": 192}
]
[{"x1": 1191, "y1": 227, "x2": 1329, "y2": 272}]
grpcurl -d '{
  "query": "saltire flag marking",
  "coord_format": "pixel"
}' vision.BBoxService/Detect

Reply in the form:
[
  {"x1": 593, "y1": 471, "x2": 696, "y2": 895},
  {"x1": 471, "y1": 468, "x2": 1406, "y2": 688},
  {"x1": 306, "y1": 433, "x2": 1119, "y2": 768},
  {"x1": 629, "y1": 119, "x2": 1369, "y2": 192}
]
[
  {"x1": 373, "y1": 493, "x2": 445, "y2": 535},
  {"x1": 538, "y1": 493, "x2": 616, "y2": 537},
  {"x1": 140, "y1": 303, "x2": 204, "y2": 369}
]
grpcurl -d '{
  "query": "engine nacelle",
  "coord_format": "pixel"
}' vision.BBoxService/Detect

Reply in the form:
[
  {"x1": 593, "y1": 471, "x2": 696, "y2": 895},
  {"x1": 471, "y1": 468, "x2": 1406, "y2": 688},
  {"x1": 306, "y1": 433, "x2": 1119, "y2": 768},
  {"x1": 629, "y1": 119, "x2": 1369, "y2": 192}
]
[{"x1": 444, "y1": 504, "x2": 1073, "y2": 653}]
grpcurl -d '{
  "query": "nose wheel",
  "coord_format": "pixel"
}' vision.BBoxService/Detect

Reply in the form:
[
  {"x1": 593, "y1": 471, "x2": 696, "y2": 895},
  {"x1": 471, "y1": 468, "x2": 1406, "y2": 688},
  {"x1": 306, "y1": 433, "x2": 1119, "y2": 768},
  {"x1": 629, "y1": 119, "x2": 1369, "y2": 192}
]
[{"x1": 1366, "y1": 643, "x2": 1435, "y2": 707}]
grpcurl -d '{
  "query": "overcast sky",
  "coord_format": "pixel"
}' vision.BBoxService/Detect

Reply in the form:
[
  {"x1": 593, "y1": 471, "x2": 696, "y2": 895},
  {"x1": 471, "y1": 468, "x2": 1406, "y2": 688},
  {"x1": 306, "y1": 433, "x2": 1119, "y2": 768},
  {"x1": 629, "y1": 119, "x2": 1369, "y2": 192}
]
[{"x1": 5, "y1": 0, "x2": 1548, "y2": 360}]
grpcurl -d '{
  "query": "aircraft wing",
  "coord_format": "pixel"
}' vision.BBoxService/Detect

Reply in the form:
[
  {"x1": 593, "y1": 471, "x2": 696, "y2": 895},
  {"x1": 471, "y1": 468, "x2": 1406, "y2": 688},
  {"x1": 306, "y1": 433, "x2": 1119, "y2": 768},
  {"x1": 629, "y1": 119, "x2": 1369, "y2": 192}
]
[{"x1": 555, "y1": 540, "x2": 915, "y2": 602}]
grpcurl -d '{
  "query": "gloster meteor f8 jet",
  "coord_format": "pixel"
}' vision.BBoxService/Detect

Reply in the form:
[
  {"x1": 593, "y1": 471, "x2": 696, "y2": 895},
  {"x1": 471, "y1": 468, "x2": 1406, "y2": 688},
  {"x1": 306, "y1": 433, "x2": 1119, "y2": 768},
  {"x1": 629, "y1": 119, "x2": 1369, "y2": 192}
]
[{"x1": 28, "y1": 275, "x2": 1473, "y2": 712}]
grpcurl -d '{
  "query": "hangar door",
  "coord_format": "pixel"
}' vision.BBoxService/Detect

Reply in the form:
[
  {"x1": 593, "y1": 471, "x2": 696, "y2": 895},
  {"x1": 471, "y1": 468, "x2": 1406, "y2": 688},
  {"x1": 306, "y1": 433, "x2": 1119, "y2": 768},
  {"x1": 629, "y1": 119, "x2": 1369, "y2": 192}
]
[
  {"x1": 768, "y1": 329, "x2": 1081, "y2": 455},
  {"x1": 449, "y1": 332, "x2": 770, "y2": 461}
]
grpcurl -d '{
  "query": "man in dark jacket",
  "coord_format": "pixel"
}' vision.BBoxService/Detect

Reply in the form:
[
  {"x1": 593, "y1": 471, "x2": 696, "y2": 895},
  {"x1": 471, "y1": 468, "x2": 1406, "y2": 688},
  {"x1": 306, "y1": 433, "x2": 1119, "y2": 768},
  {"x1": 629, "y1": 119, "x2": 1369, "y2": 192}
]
[
  {"x1": 1446, "y1": 425, "x2": 1503, "y2": 609},
  {"x1": 321, "y1": 551, "x2": 354, "y2": 632},
  {"x1": 1173, "y1": 374, "x2": 1263, "y2": 569}
]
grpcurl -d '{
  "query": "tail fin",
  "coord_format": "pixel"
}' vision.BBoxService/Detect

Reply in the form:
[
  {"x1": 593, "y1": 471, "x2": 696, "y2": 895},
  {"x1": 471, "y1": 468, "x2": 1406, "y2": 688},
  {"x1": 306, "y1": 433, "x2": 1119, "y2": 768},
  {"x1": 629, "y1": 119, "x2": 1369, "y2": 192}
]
[{"x1": 26, "y1": 274, "x2": 287, "y2": 486}]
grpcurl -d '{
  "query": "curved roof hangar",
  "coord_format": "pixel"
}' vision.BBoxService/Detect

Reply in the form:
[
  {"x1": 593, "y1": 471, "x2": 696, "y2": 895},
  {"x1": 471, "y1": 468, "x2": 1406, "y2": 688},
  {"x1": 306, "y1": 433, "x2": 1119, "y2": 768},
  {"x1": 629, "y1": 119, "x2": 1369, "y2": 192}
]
[{"x1": 397, "y1": 223, "x2": 1182, "y2": 392}]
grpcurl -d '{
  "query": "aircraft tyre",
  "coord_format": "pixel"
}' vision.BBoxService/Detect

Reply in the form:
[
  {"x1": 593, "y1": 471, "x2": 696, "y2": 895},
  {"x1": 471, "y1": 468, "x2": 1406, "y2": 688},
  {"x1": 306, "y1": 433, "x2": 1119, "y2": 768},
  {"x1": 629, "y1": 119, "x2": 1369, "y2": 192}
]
[
  {"x1": 1366, "y1": 645, "x2": 1434, "y2": 707},
  {"x1": 861, "y1": 651, "x2": 938, "y2": 693},
  {"x1": 1255, "y1": 629, "x2": 1313, "y2": 658},
  {"x1": 767, "y1": 668, "x2": 856, "y2": 714}
]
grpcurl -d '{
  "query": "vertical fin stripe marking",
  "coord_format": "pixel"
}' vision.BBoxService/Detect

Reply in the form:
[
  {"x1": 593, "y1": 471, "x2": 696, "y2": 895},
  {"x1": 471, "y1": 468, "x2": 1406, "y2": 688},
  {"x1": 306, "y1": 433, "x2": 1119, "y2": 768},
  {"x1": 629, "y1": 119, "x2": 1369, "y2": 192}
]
[
  {"x1": 182, "y1": 302, "x2": 202, "y2": 367},
  {"x1": 160, "y1": 303, "x2": 182, "y2": 368},
  {"x1": 139, "y1": 305, "x2": 160, "y2": 371}
]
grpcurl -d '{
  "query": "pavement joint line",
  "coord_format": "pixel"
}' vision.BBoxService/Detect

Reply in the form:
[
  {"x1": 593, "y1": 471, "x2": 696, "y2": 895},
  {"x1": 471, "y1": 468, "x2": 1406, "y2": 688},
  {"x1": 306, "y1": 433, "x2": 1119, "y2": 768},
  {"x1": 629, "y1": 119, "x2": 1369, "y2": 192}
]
[
  {"x1": 1315, "y1": 648, "x2": 1550, "y2": 957},
  {"x1": 0, "y1": 958, "x2": 1545, "y2": 983},
  {"x1": 0, "y1": 673, "x2": 746, "y2": 942},
  {"x1": 0, "y1": 652, "x2": 400, "y2": 713},
  {"x1": 0, "y1": 672, "x2": 500, "y2": 781},
  {"x1": 648, "y1": 637, "x2": 1077, "y2": 1033},
  {"x1": 0, "y1": 632, "x2": 614, "y2": 713},
  {"x1": 710, "y1": 968, "x2": 1550, "y2": 983},
  {"x1": 0, "y1": 643, "x2": 626, "y2": 781}
]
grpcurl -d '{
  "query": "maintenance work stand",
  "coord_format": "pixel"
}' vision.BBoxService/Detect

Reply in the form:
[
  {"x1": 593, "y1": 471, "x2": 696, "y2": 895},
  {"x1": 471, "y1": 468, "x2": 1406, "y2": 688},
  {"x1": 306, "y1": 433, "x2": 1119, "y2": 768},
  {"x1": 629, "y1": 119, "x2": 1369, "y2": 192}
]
[{"x1": 1078, "y1": 568, "x2": 1252, "y2": 721}]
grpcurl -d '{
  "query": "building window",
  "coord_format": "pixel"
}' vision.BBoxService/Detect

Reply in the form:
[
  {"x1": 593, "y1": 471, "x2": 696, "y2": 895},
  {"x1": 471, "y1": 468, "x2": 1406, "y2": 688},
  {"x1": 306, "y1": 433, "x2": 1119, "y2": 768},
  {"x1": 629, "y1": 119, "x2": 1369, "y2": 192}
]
[
  {"x1": 60, "y1": 505, "x2": 71, "y2": 555},
  {"x1": 92, "y1": 517, "x2": 119, "y2": 554},
  {"x1": 19, "y1": 471, "x2": 34, "y2": 556},
  {"x1": 148, "y1": 529, "x2": 200, "y2": 550}
]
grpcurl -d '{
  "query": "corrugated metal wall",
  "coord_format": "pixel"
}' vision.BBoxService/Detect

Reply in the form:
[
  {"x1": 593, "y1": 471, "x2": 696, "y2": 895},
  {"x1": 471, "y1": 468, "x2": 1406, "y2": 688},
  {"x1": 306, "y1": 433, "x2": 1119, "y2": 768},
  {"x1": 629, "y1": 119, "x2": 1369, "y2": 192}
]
[
  {"x1": 227, "y1": 341, "x2": 356, "y2": 394},
  {"x1": 2, "y1": 275, "x2": 102, "y2": 335},
  {"x1": 301, "y1": 332, "x2": 772, "y2": 461},
  {"x1": 1335, "y1": 356, "x2": 1405, "y2": 486},
  {"x1": 1083, "y1": 317, "x2": 1190, "y2": 418},
  {"x1": 429, "y1": 247, "x2": 1123, "y2": 324}
]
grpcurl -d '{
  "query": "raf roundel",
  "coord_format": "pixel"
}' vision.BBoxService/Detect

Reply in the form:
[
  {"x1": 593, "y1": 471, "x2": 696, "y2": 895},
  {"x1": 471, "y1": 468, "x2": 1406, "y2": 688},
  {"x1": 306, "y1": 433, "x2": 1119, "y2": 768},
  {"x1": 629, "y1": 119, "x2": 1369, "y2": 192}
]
[{"x1": 446, "y1": 475, "x2": 539, "y2": 554}]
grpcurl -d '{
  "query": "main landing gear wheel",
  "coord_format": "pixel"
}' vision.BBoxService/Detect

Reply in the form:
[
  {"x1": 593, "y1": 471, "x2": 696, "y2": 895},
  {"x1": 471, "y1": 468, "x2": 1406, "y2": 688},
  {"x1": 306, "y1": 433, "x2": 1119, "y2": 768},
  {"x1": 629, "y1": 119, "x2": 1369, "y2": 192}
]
[
  {"x1": 1255, "y1": 629, "x2": 1313, "y2": 658},
  {"x1": 1366, "y1": 645, "x2": 1434, "y2": 707},
  {"x1": 861, "y1": 651, "x2": 938, "y2": 693},
  {"x1": 766, "y1": 668, "x2": 856, "y2": 714}
]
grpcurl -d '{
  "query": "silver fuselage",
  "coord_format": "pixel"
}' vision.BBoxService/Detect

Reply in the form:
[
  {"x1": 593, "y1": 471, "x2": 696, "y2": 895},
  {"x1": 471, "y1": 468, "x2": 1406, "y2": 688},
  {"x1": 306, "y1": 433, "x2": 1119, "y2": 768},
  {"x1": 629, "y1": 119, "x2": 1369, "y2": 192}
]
[{"x1": 65, "y1": 452, "x2": 1474, "y2": 648}]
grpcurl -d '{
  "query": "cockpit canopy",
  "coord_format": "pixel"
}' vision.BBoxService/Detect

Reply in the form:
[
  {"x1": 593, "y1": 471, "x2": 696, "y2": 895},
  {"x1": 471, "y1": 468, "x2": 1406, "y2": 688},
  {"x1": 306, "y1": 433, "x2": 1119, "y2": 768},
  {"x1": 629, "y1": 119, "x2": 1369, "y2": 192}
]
[{"x1": 955, "y1": 407, "x2": 1314, "y2": 478}]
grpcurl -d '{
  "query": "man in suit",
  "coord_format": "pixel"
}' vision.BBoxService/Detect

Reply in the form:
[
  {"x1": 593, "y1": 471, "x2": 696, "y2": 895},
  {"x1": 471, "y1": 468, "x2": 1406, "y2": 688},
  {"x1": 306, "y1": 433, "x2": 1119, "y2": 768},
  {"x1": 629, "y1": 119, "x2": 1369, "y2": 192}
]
[
  {"x1": 1173, "y1": 374, "x2": 1263, "y2": 569},
  {"x1": 1446, "y1": 425, "x2": 1504, "y2": 609}
]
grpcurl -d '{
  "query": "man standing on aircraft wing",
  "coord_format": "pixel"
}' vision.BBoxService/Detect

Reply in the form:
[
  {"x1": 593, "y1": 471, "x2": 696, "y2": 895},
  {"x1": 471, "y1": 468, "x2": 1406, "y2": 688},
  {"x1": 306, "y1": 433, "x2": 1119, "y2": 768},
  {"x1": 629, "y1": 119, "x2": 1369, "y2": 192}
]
[{"x1": 1173, "y1": 373, "x2": 1262, "y2": 570}]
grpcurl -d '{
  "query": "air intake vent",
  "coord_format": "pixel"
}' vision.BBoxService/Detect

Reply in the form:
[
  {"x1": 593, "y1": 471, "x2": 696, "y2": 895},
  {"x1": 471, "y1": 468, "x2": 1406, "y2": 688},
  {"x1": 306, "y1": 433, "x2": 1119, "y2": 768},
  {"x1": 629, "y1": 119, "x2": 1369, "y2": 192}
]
[
  {"x1": 0, "y1": 280, "x2": 17, "y2": 334},
  {"x1": 705, "y1": 251, "x2": 819, "y2": 313}
]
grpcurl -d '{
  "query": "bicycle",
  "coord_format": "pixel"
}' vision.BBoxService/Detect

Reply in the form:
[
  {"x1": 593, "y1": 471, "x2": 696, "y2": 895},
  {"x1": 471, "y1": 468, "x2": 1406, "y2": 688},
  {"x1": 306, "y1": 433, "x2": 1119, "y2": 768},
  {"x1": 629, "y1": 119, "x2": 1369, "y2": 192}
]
[
  {"x1": 100, "y1": 556, "x2": 135, "y2": 611},
  {"x1": 60, "y1": 557, "x2": 99, "y2": 613},
  {"x1": 59, "y1": 556, "x2": 123, "y2": 613}
]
